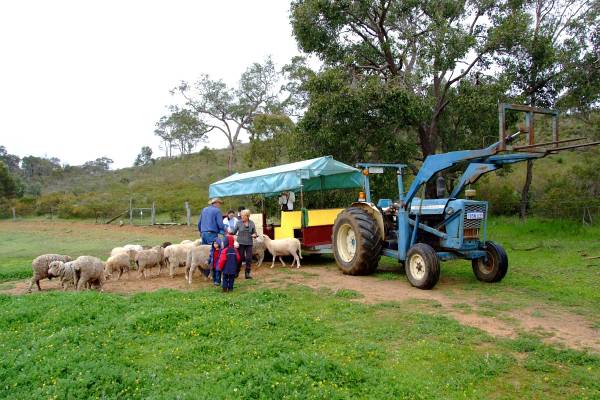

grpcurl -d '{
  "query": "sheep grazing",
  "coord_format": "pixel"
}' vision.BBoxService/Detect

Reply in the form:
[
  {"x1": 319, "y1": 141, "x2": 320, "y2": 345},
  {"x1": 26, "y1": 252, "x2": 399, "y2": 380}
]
[
  {"x1": 135, "y1": 246, "x2": 165, "y2": 279},
  {"x1": 185, "y1": 245, "x2": 212, "y2": 284},
  {"x1": 260, "y1": 235, "x2": 303, "y2": 268},
  {"x1": 28, "y1": 254, "x2": 72, "y2": 292},
  {"x1": 105, "y1": 252, "x2": 131, "y2": 280},
  {"x1": 48, "y1": 260, "x2": 77, "y2": 290},
  {"x1": 164, "y1": 242, "x2": 197, "y2": 278}
]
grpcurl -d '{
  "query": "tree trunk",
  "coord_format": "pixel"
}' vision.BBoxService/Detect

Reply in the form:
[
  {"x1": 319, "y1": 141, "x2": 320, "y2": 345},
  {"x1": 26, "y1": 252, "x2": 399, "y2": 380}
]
[
  {"x1": 227, "y1": 143, "x2": 236, "y2": 173},
  {"x1": 520, "y1": 160, "x2": 533, "y2": 219},
  {"x1": 418, "y1": 123, "x2": 438, "y2": 198}
]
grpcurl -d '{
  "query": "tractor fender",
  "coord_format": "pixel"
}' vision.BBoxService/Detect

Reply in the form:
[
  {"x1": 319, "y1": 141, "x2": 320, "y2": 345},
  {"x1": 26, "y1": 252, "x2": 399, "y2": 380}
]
[{"x1": 349, "y1": 202, "x2": 385, "y2": 241}]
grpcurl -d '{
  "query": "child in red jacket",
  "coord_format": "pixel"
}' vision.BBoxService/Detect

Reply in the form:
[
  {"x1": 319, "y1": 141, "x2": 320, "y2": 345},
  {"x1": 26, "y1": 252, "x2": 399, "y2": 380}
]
[
  {"x1": 218, "y1": 234, "x2": 241, "y2": 292},
  {"x1": 209, "y1": 238, "x2": 222, "y2": 286}
]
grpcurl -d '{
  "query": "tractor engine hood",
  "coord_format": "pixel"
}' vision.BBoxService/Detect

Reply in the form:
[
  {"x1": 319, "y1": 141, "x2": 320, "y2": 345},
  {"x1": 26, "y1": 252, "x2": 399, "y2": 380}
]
[{"x1": 409, "y1": 198, "x2": 451, "y2": 215}]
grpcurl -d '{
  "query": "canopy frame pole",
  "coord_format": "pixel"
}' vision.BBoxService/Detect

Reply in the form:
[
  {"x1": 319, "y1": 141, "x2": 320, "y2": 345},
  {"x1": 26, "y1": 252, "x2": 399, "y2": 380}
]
[{"x1": 300, "y1": 183, "x2": 304, "y2": 209}]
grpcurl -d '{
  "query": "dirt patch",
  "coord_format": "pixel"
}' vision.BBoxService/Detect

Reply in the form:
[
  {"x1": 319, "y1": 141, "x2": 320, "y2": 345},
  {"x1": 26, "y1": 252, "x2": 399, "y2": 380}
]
[
  {"x1": 4, "y1": 263, "x2": 599, "y2": 353},
  {"x1": 260, "y1": 266, "x2": 600, "y2": 353}
]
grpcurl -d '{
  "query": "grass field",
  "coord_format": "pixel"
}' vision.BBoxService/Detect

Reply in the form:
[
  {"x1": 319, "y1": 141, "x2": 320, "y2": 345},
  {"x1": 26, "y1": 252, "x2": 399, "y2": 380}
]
[{"x1": 0, "y1": 217, "x2": 599, "y2": 399}]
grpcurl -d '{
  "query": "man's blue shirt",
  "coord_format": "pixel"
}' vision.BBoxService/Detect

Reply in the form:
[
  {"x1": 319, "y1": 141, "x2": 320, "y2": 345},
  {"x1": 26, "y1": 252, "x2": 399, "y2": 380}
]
[{"x1": 198, "y1": 205, "x2": 225, "y2": 234}]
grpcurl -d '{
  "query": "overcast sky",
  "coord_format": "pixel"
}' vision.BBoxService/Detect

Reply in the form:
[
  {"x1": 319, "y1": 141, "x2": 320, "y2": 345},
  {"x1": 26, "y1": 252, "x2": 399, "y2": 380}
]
[{"x1": 0, "y1": 0, "x2": 302, "y2": 168}]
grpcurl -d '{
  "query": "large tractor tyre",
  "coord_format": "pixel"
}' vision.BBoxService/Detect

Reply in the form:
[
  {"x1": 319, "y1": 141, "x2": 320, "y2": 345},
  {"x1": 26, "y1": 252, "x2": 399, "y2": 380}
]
[
  {"x1": 472, "y1": 241, "x2": 508, "y2": 283},
  {"x1": 405, "y1": 243, "x2": 441, "y2": 290},
  {"x1": 332, "y1": 207, "x2": 382, "y2": 275}
]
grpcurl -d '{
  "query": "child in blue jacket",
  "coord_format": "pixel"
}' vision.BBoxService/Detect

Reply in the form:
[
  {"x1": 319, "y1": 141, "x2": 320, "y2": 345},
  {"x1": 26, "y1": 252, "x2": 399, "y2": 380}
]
[
  {"x1": 218, "y1": 234, "x2": 241, "y2": 292},
  {"x1": 209, "y1": 238, "x2": 222, "y2": 286}
]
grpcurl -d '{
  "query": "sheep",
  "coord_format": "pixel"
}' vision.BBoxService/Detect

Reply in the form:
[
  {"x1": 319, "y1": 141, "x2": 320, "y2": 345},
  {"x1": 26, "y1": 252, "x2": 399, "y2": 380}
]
[
  {"x1": 49, "y1": 256, "x2": 105, "y2": 291},
  {"x1": 180, "y1": 240, "x2": 193, "y2": 245},
  {"x1": 252, "y1": 236, "x2": 266, "y2": 267},
  {"x1": 73, "y1": 256, "x2": 105, "y2": 291},
  {"x1": 110, "y1": 245, "x2": 142, "y2": 270},
  {"x1": 105, "y1": 252, "x2": 130, "y2": 280},
  {"x1": 164, "y1": 242, "x2": 197, "y2": 278},
  {"x1": 135, "y1": 246, "x2": 164, "y2": 278},
  {"x1": 185, "y1": 245, "x2": 212, "y2": 284},
  {"x1": 161, "y1": 241, "x2": 172, "y2": 248},
  {"x1": 28, "y1": 254, "x2": 72, "y2": 292},
  {"x1": 48, "y1": 260, "x2": 77, "y2": 290},
  {"x1": 260, "y1": 235, "x2": 303, "y2": 268}
]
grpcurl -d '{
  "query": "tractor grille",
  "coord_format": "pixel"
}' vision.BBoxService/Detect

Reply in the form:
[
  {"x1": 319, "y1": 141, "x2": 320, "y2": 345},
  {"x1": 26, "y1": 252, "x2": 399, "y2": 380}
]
[{"x1": 463, "y1": 204, "x2": 486, "y2": 238}]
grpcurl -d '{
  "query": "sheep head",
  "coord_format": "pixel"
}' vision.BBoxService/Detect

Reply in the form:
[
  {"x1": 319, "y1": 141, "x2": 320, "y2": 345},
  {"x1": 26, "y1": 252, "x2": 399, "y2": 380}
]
[{"x1": 48, "y1": 261, "x2": 64, "y2": 278}]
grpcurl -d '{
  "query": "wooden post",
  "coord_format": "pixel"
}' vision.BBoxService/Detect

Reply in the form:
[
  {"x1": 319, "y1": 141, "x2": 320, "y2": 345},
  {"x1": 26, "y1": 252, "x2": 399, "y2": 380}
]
[
  {"x1": 185, "y1": 202, "x2": 191, "y2": 226},
  {"x1": 151, "y1": 202, "x2": 156, "y2": 225},
  {"x1": 12, "y1": 207, "x2": 16, "y2": 221},
  {"x1": 129, "y1": 198, "x2": 133, "y2": 225}
]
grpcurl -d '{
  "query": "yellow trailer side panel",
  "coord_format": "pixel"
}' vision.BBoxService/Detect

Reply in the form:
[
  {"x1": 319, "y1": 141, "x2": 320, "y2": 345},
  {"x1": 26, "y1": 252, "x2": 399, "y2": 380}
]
[{"x1": 274, "y1": 209, "x2": 345, "y2": 240}]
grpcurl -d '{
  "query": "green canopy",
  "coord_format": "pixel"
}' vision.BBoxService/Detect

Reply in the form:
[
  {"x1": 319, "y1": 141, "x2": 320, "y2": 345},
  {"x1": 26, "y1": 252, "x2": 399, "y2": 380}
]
[{"x1": 208, "y1": 156, "x2": 363, "y2": 197}]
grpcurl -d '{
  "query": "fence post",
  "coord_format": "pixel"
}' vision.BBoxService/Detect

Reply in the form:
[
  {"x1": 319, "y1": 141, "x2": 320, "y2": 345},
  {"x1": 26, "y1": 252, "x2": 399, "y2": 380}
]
[
  {"x1": 151, "y1": 202, "x2": 156, "y2": 225},
  {"x1": 129, "y1": 198, "x2": 133, "y2": 225},
  {"x1": 12, "y1": 207, "x2": 16, "y2": 221},
  {"x1": 185, "y1": 202, "x2": 191, "y2": 226}
]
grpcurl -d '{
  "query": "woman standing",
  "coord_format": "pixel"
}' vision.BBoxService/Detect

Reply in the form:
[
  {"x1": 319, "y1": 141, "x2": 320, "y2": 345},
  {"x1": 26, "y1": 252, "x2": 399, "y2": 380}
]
[{"x1": 232, "y1": 209, "x2": 257, "y2": 279}]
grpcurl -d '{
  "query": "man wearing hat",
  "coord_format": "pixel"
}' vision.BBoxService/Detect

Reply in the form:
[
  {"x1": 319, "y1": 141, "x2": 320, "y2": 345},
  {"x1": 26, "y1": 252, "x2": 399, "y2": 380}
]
[{"x1": 198, "y1": 198, "x2": 226, "y2": 247}]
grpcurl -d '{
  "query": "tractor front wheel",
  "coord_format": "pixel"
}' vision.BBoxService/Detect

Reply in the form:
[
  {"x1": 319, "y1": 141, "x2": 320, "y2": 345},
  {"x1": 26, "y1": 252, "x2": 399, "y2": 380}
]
[
  {"x1": 406, "y1": 243, "x2": 440, "y2": 289},
  {"x1": 472, "y1": 241, "x2": 508, "y2": 283},
  {"x1": 332, "y1": 207, "x2": 382, "y2": 275}
]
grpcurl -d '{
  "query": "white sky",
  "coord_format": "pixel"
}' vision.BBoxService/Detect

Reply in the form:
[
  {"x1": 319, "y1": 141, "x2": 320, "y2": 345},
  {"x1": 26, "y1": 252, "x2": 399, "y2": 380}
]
[{"x1": 0, "y1": 0, "x2": 302, "y2": 168}]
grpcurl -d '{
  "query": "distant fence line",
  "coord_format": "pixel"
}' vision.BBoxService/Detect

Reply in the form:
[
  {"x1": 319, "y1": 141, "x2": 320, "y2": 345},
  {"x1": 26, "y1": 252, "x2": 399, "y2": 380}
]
[{"x1": 7, "y1": 198, "x2": 600, "y2": 226}]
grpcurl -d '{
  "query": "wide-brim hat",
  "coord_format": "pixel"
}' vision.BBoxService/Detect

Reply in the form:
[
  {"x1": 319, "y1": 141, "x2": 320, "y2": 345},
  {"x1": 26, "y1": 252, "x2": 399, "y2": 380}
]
[{"x1": 208, "y1": 197, "x2": 223, "y2": 205}]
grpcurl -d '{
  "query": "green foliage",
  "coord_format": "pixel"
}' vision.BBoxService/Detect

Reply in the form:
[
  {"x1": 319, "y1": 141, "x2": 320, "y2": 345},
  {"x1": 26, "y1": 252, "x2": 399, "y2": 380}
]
[
  {"x1": 290, "y1": 0, "x2": 530, "y2": 156},
  {"x1": 133, "y1": 146, "x2": 154, "y2": 167},
  {"x1": 292, "y1": 68, "x2": 420, "y2": 164},
  {"x1": 246, "y1": 113, "x2": 295, "y2": 168},
  {"x1": 0, "y1": 161, "x2": 19, "y2": 199},
  {"x1": 155, "y1": 107, "x2": 208, "y2": 156}
]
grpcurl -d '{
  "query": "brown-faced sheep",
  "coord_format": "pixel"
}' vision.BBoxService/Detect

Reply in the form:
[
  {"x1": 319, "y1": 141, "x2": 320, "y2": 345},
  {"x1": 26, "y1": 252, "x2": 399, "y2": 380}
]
[{"x1": 28, "y1": 254, "x2": 72, "y2": 292}]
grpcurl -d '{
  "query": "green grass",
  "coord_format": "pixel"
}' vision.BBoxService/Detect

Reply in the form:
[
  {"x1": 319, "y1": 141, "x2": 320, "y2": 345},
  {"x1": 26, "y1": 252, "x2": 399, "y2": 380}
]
[
  {"x1": 440, "y1": 217, "x2": 600, "y2": 320},
  {"x1": 1, "y1": 218, "x2": 600, "y2": 398},
  {"x1": 1, "y1": 287, "x2": 598, "y2": 399}
]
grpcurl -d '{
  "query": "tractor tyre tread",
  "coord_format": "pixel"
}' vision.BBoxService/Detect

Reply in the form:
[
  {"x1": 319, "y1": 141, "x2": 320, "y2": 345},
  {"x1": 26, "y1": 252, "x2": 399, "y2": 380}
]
[
  {"x1": 406, "y1": 243, "x2": 440, "y2": 290},
  {"x1": 333, "y1": 207, "x2": 382, "y2": 275},
  {"x1": 472, "y1": 241, "x2": 508, "y2": 283}
]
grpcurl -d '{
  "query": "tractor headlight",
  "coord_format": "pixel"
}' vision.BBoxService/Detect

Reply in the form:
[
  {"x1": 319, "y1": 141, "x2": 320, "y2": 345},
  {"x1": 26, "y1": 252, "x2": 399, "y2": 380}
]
[{"x1": 446, "y1": 207, "x2": 455, "y2": 215}]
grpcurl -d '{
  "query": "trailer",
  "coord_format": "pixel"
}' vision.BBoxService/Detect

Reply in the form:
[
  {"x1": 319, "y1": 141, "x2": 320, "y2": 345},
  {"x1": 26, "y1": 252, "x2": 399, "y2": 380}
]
[{"x1": 208, "y1": 156, "x2": 363, "y2": 253}]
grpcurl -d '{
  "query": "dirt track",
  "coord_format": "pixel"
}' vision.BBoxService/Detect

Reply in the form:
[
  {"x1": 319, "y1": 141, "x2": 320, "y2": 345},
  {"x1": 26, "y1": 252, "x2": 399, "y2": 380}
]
[{"x1": 5, "y1": 264, "x2": 599, "y2": 354}]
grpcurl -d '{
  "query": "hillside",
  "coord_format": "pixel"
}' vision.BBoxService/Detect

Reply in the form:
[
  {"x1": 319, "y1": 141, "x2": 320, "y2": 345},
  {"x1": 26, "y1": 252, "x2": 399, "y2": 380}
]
[{"x1": 4, "y1": 113, "x2": 599, "y2": 223}]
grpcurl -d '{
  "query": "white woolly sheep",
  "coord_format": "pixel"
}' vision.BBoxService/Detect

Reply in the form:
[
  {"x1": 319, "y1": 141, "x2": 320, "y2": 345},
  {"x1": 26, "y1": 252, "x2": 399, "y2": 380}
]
[
  {"x1": 164, "y1": 242, "x2": 197, "y2": 278},
  {"x1": 105, "y1": 253, "x2": 131, "y2": 280},
  {"x1": 260, "y1": 235, "x2": 303, "y2": 268},
  {"x1": 28, "y1": 254, "x2": 72, "y2": 292},
  {"x1": 48, "y1": 260, "x2": 77, "y2": 290},
  {"x1": 135, "y1": 246, "x2": 164, "y2": 279},
  {"x1": 73, "y1": 256, "x2": 105, "y2": 290},
  {"x1": 185, "y1": 245, "x2": 212, "y2": 284}
]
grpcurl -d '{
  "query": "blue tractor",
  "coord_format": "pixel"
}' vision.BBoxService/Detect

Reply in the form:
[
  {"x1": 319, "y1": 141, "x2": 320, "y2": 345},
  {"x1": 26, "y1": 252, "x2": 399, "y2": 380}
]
[{"x1": 331, "y1": 104, "x2": 599, "y2": 289}]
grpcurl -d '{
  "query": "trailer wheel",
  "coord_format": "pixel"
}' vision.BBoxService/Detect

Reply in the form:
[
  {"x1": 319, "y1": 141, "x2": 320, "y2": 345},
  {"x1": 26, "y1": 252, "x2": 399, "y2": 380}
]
[
  {"x1": 333, "y1": 207, "x2": 382, "y2": 275},
  {"x1": 406, "y1": 243, "x2": 440, "y2": 290},
  {"x1": 472, "y1": 241, "x2": 508, "y2": 283}
]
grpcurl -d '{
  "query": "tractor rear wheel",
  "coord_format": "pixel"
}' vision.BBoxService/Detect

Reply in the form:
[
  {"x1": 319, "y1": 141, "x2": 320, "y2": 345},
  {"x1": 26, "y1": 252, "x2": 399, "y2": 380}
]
[
  {"x1": 472, "y1": 241, "x2": 508, "y2": 283},
  {"x1": 332, "y1": 207, "x2": 382, "y2": 275},
  {"x1": 406, "y1": 243, "x2": 440, "y2": 289}
]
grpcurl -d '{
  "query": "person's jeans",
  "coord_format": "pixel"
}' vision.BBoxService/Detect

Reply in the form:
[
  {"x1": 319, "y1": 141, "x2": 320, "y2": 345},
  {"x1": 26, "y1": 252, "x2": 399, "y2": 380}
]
[
  {"x1": 222, "y1": 273, "x2": 235, "y2": 291},
  {"x1": 238, "y1": 244, "x2": 253, "y2": 272},
  {"x1": 213, "y1": 267, "x2": 221, "y2": 285}
]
